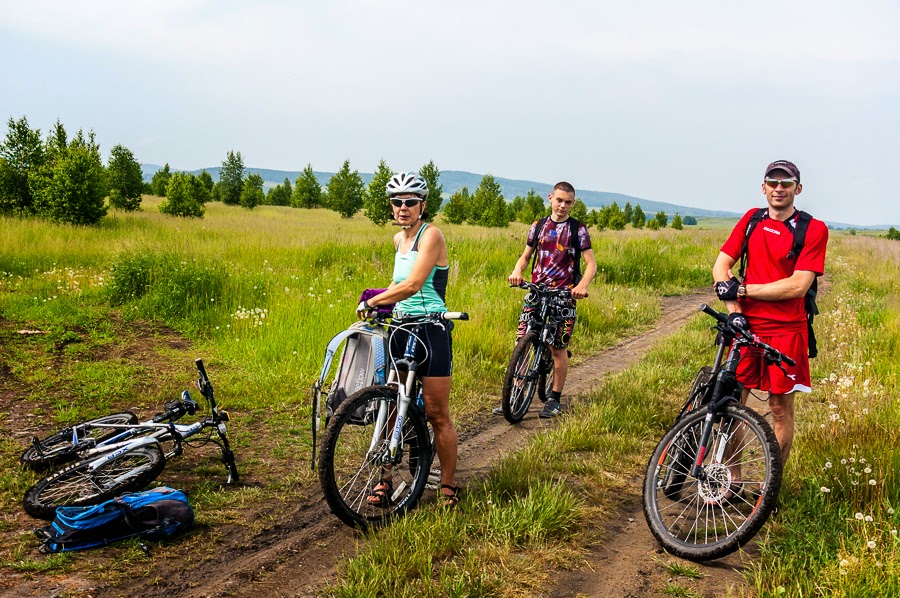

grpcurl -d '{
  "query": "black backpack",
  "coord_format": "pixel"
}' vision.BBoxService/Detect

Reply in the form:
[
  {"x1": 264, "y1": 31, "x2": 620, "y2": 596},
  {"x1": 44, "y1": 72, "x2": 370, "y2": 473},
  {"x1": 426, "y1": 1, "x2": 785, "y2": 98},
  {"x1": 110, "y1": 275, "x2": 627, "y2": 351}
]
[
  {"x1": 528, "y1": 217, "x2": 584, "y2": 285},
  {"x1": 737, "y1": 208, "x2": 819, "y2": 358}
]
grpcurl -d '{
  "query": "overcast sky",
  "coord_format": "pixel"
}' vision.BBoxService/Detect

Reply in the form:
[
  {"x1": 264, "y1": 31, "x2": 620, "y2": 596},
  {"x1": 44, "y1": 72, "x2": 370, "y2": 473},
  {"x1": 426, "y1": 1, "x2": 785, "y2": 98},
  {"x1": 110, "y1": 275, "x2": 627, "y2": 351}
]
[{"x1": 1, "y1": 1, "x2": 897, "y2": 225}]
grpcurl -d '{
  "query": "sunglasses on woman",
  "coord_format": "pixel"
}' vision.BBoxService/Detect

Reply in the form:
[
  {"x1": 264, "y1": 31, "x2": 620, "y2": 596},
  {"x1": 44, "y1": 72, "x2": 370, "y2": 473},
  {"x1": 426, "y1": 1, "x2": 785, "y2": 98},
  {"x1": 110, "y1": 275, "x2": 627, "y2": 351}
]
[
  {"x1": 390, "y1": 198, "x2": 423, "y2": 208},
  {"x1": 764, "y1": 178, "x2": 798, "y2": 189}
]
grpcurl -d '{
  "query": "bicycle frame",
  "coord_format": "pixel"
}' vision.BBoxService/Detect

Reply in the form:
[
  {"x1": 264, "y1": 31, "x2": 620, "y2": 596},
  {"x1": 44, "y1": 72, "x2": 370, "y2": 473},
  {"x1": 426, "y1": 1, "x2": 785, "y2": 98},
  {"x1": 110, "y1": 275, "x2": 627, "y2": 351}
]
[
  {"x1": 688, "y1": 305, "x2": 793, "y2": 480},
  {"x1": 61, "y1": 359, "x2": 236, "y2": 482}
]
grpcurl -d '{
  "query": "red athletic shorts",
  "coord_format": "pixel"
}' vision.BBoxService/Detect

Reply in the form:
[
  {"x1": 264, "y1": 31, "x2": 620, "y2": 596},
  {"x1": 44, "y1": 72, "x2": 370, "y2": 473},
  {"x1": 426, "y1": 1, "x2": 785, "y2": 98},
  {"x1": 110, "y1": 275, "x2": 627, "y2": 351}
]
[{"x1": 735, "y1": 330, "x2": 811, "y2": 395}]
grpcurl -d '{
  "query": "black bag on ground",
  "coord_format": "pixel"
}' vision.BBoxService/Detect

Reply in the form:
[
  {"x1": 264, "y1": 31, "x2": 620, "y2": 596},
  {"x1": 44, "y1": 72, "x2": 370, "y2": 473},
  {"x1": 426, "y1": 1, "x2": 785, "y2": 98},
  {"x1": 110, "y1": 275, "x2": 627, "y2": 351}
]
[{"x1": 35, "y1": 486, "x2": 194, "y2": 553}]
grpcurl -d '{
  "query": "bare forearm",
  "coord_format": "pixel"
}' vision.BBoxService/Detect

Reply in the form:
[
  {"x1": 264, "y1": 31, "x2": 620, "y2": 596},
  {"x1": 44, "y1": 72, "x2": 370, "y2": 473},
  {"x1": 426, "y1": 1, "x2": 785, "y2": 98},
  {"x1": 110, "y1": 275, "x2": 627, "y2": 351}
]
[{"x1": 745, "y1": 277, "x2": 812, "y2": 301}]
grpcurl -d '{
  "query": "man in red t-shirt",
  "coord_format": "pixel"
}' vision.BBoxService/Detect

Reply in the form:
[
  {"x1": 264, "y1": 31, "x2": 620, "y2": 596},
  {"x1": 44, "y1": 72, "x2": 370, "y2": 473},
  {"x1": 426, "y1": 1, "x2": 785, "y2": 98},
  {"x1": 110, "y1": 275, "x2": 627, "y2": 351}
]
[{"x1": 713, "y1": 160, "x2": 828, "y2": 465}]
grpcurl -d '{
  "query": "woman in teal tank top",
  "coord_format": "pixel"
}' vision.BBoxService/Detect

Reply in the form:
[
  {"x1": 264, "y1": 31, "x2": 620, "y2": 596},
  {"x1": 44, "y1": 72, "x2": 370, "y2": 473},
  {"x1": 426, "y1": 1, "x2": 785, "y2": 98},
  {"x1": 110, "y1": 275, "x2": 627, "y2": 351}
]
[{"x1": 356, "y1": 172, "x2": 459, "y2": 507}]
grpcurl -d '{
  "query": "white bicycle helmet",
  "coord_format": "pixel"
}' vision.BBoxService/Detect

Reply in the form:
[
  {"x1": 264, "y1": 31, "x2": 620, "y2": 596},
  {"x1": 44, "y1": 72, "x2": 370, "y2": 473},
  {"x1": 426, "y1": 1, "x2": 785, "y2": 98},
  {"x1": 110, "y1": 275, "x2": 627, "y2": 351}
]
[{"x1": 386, "y1": 172, "x2": 428, "y2": 199}]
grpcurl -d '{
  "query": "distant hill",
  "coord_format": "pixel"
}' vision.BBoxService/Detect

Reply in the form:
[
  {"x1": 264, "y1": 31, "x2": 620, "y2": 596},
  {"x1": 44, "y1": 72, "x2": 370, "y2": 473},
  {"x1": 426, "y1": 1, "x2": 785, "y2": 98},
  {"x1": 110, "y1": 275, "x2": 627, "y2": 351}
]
[
  {"x1": 141, "y1": 163, "x2": 888, "y2": 229},
  {"x1": 141, "y1": 163, "x2": 738, "y2": 219}
]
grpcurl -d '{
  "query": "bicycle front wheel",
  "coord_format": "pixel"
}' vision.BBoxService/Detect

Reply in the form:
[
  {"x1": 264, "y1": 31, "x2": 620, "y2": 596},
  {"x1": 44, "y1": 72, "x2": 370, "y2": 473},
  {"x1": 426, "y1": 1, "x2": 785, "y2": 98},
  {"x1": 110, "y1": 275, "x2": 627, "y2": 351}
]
[
  {"x1": 23, "y1": 444, "x2": 166, "y2": 520},
  {"x1": 661, "y1": 366, "x2": 715, "y2": 498},
  {"x1": 318, "y1": 385, "x2": 432, "y2": 529},
  {"x1": 643, "y1": 404, "x2": 782, "y2": 561},
  {"x1": 20, "y1": 412, "x2": 140, "y2": 471},
  {"x1": 501, "y1": 332, "x2": 542, "y2": 423}
]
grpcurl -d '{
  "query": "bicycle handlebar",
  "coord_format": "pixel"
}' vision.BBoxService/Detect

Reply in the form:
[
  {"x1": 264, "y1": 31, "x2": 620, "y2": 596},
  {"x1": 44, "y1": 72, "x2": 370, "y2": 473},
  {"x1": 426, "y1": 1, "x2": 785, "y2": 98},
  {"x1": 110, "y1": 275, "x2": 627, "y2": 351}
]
[
  {"x1": 195, "y1": 358, "x2": 209, "y2": 383},
  {"x1": 698, "y1": 304, "x2": 796, "y2": 367},
  {"x1": 512, "y1": 282, "x2": 577, "y2": 297}
]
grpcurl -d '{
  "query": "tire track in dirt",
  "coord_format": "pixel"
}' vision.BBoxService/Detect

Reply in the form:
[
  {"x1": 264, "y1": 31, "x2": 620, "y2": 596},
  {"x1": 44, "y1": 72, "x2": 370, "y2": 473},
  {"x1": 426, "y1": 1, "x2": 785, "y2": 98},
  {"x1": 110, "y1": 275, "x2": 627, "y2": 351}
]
[{"x1": 113, "y1": 292, "x2": 720, "y2": 598}]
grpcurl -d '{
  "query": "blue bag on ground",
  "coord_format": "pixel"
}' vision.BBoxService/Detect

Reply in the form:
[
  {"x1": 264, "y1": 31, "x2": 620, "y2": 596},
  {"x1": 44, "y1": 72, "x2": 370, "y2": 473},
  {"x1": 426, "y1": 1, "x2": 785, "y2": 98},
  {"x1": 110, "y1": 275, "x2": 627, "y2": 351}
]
[{"x1": 35, "y1": 486, "x2": 194, "y2": 553}]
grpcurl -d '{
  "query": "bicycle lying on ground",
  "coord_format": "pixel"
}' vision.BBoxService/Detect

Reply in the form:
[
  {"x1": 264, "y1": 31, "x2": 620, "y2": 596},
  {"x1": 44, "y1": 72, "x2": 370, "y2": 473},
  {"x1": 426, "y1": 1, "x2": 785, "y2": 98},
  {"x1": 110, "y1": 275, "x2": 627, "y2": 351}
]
[
  {"x1": 317, "y1": 310, "x2": 468, "y2": 529},
  {"x1": 642, "y1": 304, "x2": 787, "y2": 561},
  {"x1": 500, "y1": 282, "x2": 572, "y2": 423},
  {"x1": 23, "y1": 358, "x2": 238, "y2": 520}
]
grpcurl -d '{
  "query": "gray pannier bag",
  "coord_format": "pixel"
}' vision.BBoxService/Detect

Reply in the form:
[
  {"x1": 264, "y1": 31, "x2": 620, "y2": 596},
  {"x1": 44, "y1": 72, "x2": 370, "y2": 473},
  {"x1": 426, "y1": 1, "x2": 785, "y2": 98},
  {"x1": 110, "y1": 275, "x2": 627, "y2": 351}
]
[{"x1": 311, "y1": 321, "x2": 389, "y2": 468}]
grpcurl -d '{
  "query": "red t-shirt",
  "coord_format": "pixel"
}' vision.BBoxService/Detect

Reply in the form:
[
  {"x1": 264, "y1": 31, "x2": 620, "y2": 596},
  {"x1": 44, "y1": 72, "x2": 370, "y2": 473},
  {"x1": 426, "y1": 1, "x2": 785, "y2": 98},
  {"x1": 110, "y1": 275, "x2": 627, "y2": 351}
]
[{"x1": 721, "y1": 208, "x2": 828, "y2": 333}]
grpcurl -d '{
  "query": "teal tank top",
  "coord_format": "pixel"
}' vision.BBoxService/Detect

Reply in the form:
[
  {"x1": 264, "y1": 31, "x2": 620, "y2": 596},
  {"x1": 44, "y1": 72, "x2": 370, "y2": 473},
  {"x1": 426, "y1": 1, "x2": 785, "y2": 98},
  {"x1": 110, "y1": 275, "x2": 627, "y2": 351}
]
[{"x1": 393, "y1": 223, "x2": 449, "y2": 316}]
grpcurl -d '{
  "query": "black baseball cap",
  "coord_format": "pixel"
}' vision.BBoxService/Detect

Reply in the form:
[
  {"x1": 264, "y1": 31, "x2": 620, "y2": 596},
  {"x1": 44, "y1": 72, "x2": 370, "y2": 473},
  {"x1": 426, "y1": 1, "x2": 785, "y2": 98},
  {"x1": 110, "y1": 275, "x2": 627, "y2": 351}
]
[{"x1": 764, "y1": 160, "x2": 800, "y2": 182}]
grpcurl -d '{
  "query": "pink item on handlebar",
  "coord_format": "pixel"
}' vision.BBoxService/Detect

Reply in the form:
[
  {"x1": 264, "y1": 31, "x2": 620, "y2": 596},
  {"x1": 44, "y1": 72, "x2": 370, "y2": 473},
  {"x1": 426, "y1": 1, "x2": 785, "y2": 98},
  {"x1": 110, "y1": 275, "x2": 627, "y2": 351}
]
[{"x1": 359, "y1": 288, "x2": 395, "y2": 315}]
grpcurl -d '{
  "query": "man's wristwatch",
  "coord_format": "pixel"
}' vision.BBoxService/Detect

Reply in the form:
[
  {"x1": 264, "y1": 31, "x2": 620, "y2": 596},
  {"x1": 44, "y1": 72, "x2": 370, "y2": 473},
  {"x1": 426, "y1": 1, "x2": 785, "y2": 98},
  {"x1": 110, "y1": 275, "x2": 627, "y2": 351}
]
[{"x1": 737, "y1": 284, "x2": 747, "y2": 299}]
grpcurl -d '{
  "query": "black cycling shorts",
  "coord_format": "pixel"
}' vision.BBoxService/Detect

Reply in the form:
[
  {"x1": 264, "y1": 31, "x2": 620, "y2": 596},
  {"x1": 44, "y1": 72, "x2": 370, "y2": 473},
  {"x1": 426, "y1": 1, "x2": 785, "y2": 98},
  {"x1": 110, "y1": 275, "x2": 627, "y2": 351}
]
[{"x1": 389, "y1": 323, "x2": 453, "y2": 378}]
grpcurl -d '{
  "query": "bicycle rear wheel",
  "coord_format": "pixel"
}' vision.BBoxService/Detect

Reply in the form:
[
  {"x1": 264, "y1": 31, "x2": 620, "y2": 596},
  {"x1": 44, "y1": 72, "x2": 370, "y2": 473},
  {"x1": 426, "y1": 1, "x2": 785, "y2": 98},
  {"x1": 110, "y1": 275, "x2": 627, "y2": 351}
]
[
  {"x1": 318, "y1": 385, "x2": 432, "y2": 529},
  {"x1": 20, "y1": 412, "x2": 139, "y2": 471},
  {"x1": 537, "y1": 350, "x2": 554, "y2": 403},
  {"x1": 24, "y1": 443, "x2": 166, "y2": 520},
  {"x1": 501, "y1": 332, "x2": 542, "y2": 423},
  {"x1": 643, "y1": 404, "x2": 782, "y2": 561}
]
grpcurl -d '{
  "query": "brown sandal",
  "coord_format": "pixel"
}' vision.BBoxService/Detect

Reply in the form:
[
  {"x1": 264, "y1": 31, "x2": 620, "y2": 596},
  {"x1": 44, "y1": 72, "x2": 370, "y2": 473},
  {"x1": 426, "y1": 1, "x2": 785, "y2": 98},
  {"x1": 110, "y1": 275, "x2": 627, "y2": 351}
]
[
  {"x1": 440, "y1": 484, "x2": 460, "y2": 507},
  {"x1": 366, "y1": 479, "x2": 393, "y2": 507}
]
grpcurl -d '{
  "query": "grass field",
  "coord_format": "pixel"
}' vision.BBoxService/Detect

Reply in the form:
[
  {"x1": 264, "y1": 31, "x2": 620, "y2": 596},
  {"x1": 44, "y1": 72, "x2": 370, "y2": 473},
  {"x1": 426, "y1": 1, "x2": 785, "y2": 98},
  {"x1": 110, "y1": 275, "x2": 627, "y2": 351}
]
[{"x1": 1, "y1": 199, "x2": 896, "y2": 595}]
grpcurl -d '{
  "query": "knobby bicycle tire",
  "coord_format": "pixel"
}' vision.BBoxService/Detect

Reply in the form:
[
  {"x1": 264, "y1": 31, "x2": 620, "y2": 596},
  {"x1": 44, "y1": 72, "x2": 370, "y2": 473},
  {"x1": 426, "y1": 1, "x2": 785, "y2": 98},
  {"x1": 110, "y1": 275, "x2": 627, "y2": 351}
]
[
  {"x1": 501, "y1": 332, "x2": 542, "y2": 423},
  {"x1": 318, "y1": 385, "x2": 432, "y2": 529},
  {"x1": 662, "y1": 367, "x2": 715, "y2": 498},
  {"x1": 643, "y1": 403, "x2": 782, "y2": 561},
  {"x1": 20, "y1": 412, "x2": 140, "y2": 471},
  {"x1": 24, "y1": 443, "x2": 166, "y2": 520}
]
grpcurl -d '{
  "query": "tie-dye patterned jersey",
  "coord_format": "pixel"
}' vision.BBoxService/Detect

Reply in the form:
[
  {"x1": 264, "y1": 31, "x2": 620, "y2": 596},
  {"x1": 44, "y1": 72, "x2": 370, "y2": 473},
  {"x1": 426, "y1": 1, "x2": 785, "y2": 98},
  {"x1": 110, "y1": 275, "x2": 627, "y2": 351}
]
[{"x1": 526, "y1": 218, "x2": 592, "y2": 288}]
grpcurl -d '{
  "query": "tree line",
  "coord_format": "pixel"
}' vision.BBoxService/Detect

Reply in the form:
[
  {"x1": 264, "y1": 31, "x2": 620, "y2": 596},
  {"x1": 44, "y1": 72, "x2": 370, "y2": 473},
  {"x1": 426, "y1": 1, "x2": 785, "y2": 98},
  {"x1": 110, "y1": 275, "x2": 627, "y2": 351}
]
[{"x1": 2, "y1": 114, "x2": 697, "y2": 229}]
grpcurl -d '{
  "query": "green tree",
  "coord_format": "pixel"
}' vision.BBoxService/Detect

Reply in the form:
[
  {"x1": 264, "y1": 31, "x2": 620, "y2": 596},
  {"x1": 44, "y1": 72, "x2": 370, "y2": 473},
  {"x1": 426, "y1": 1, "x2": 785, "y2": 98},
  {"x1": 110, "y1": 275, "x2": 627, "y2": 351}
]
[
  {"x1": 160, "y1": 172, "x2": 204, "y2": 218},
  {"x1": 671, "y1": 213, "x2": 683, "y2": 230},
  {"x1": 219, "y1": 151, "x2": 245, "y2": 205},
  {"x1": 364, "y1": 159, "x2": 393, "y2": 226},
  {"x1": 292, "y1": 164, "x2": 322, "y2": 209},
  {"x1": 469, "y1": 174, "x2": 508, "y2": 227},
  {"x1": 418, "y1": 161, "x2": 443, "y2": 217},
  {"x1": 572, "y1": 198, "x2": 588, "y2": 221},
  {"x1": 197, "y1": 170, "x2": 214, "y2": 194},
  {"x1": 0, "y1": 115, "x2": 45, "y2": 215},
  {"x1": 632, "y1": 205, "x2": 646, "y2": 229},
  {"x1": 595, "y1": 202, "x2": 626, "y2": 230},
  {"x1": 107, "y1": 144, "x2": 143, "y2": 210},
  {"x1": 623, "y1": 201, "x2": 633, "y2": 223},
  {"x1": 240, "y1": 173, "x2": 265, "y2": 209},
  {"x1": 326, "y1": 159, "x2": 365, "y2": 218},
  {"x1": 519, "y1": 188, "x2": 546, "y2": 224},
  {"x1": 33, "y1": 144, "x2": 108, "y2": 225},
  {"x1": 150, "y1": 163, "x2": 172, "y2": 197},
  {"x1": 683, "y1": 215, "x2": 697, "y2": 225},
  {"x1": 887, "y1": 227, "x2": 900, "y2": 241},
  {"x1": 267, "y1": 178, "x2": 292, "y2": 206},
  {"x1": 442, "y1": 186, "x2": 469, "y2": 224},
  {"x1": 646, "y1": 218, "x2": 660, "y2": 231},
  {"x1": 190, "y1": 173, "x2": 211, "y2": 205},
  {"x1": 654, "y1": 211, "x2": 668, "y2": 228},
  {"x1": 509, "y1": 195, "x2": 525, "y2": 222}
]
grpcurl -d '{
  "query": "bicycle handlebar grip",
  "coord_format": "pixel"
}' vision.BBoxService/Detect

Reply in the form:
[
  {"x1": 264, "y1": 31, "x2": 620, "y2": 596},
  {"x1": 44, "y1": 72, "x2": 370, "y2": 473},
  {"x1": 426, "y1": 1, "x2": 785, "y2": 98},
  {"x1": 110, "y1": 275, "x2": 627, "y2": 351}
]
[
  {"x1": 442, "y1": 312, "x2": 469, "y2": 321},
  {"x1": 699, "y1": 303, "x2": 727, "y2": 323},
  {"x1": 195, "y1": 358, "x2": 209, "y2": 382},
  {"x1": 782, "y1": 354, "x2": 796, "y2": 367}
]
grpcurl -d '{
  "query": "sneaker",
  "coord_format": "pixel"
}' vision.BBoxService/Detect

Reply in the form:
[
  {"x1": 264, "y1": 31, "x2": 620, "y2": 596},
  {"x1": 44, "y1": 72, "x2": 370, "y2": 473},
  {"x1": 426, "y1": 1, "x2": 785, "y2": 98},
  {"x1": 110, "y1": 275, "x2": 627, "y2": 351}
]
[
  {"x1": 539, "y1": 399, "x2": 561, "y2": 418},
  {"x1": 492, "y1": 406, "x2": 505, "y2": 415}
]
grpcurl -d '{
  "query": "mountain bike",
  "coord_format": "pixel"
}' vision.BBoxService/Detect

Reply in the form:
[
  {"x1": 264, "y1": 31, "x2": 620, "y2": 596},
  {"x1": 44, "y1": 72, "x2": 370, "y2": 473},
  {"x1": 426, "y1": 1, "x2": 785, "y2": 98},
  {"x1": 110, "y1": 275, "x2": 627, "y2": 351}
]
[
  {"x1": 317, "y1": 311, "x2": 468, "y2": 529},
  {"x1": 23, "y1": 358, "x2": 239, "y2": 520},
  {"x1": 500, "y1": 282, "x2": 572, "y2": 423},
  {"x1": 642, "y1": 305, "x2": 787, "y2": 561}
]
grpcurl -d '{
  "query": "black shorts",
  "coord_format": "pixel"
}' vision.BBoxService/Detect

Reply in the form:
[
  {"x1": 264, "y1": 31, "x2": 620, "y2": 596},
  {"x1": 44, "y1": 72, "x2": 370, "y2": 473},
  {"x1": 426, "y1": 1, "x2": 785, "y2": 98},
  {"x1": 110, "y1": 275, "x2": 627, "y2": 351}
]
[{"x1": 389, "y1": 323, "x2": 453, "y2": 378}]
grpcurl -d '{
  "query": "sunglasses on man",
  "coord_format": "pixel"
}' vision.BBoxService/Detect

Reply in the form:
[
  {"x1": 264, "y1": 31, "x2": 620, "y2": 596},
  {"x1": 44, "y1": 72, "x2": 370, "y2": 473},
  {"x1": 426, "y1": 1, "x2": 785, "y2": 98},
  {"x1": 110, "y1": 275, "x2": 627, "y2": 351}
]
[
  {"x1": 764, "y1": 178, "x2": 798, "y2": 189},
  {"x1": 390, "y1": 198, "x2": 423, "y2": 208}
]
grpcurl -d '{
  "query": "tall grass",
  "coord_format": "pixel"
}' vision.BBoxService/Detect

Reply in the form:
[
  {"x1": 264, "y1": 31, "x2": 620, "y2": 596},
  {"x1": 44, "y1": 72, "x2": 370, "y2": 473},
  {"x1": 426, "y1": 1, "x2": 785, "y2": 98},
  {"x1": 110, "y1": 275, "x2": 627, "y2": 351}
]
[{"x1": 748, "y1": 235, "x2": 900, "y2": 596}]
